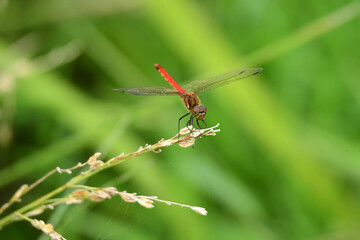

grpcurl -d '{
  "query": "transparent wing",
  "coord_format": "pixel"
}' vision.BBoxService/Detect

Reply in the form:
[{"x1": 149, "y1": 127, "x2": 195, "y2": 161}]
[
  {"x1": 114, "y1": 87, "x2": 179, "y2": 96},
  {"x1": 182, "y1": 68, "x2": 263, "y2": 94}
]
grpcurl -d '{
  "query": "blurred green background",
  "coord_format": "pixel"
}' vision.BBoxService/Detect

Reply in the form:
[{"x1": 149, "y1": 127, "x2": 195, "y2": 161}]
[{"x1": 1, "y1": 0, "x2": 360, "y2": 239}]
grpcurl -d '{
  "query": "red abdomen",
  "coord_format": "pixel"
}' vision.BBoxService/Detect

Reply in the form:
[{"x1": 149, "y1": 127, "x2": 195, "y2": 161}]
[{"x1": 154, "y1": 64, "x2": 186, "y2": 94}]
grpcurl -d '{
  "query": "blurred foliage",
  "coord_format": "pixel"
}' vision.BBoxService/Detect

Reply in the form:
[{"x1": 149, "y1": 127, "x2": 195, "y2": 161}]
[{"x1": 1, "y1": 0, "x2": 360, "y2": 239}]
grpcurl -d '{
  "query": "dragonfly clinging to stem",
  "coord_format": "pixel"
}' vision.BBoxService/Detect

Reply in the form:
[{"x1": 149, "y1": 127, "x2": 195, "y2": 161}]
[{"x1": 114, "y1": 64, "x2": 263, "y2": 136}]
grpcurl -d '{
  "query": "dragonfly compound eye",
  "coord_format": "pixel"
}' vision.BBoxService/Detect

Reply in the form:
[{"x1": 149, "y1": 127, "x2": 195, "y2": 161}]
[{"x1": 193, "y1": 105, "x2": 207, "y2": 120}]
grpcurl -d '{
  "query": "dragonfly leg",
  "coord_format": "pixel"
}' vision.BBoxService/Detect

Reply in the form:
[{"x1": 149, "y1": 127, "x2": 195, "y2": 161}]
[
  {"x1": 178, "y1": 112, "x2": 190, "y2": 139},
  {"x1": 186, "y1": 116, "x2": 195, "y2": 148},
  {"x1": 186, "y1": 115, "x2": 194, "y2": 137},
  {"x1": 194, "y1": 119, "x2": 207, "y2": 130},
  {"x1": 195, "y1": 119, "x2": 202, "y2": 129},
  {"x1": 202, "y1": 119, "x2": 208, "y2": 128},
  {"x1": 186, "y1": 115, "x2": 192, "y2": 130}
]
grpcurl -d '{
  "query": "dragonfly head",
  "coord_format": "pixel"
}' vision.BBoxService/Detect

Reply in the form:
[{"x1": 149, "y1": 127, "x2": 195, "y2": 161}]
[{"x1": 193, "y1": 105, "x2": 207, "y2": 120}]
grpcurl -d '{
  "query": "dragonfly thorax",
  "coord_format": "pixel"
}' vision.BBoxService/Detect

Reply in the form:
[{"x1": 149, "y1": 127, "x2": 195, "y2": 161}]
[{"x1": 181, "y1": 93, "x2": 200, "y2": 110}]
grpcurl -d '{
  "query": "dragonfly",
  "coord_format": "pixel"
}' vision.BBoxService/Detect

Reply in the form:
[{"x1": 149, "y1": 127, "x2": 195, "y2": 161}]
[{"x1": 114, "y1": 64, "x2": 262, "y2": 136}]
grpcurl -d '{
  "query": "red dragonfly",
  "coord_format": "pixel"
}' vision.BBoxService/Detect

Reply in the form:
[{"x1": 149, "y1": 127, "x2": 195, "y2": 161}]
[{"x1": 114, "y1": 64, "x2": 262, "y2": 135}]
